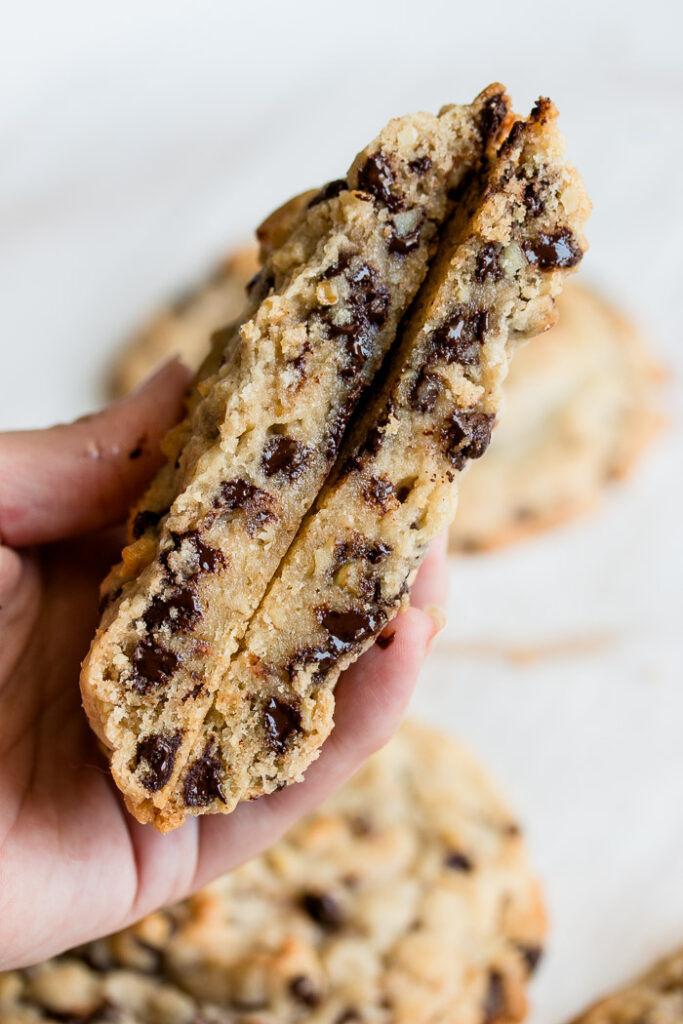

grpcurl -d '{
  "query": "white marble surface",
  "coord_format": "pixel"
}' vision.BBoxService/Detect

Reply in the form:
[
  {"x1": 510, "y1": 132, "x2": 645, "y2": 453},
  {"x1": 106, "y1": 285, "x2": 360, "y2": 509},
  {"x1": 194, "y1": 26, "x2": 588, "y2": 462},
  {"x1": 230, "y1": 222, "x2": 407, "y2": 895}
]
[{"x1": 1, "y1": 2, "x2": 682, "y2": 1020}]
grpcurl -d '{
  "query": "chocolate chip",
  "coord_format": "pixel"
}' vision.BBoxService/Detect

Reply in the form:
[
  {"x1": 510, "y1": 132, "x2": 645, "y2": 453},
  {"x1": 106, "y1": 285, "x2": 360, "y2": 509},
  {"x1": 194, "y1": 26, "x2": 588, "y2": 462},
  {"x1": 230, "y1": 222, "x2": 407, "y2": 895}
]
[
  {"x1": 523, "y1": 182, "x2": 545, "y2": 218},
  {"x1": 498, "y1": 118, "x2": 525, "y2": 157},
  {"x1": 409, "y1": 155, "x2": 432, "y2": 174},
  {"x1": 409, "y1": 366, "x2": 441, "y2": 413},
  {"x1": 143, "y1": 588, "x2": 201, "y2": 633},
  {"x1": 475, "y1": 242, "x2": 503, "y2": 283},
  {"x1": 483, "y1": 970, "x2": 506, "y2": 1023},
  {"x1": 128, "y1": 443, "x2": 144, "y2": 460},
  {"x1": 361, "y1": 475, "x2": 396, "y2": 513},
  {"x1": 308, "y1": 179, "x2": 348, "y2": 208},
  {"x1": 286, "y1": 644, "x2": 334, "y2": 681},
  {"x1": 522, "y1": 229, "x2": 583, "y2": 270},
  {"x1": 431, "y1": 309, "x2": 489, "y2": 366},
  {"x1": 261, "y1": 436, "x2": 310, "y2": 481},
  {"x1": 132, "y1": 509, "x2": 162, "y2": 539},
  {"x1": 315, "y1": 605, "x2": 385, "y2": 657},
  {"x1": 388, "y1": 223, "x2": 421, "y2": 256},
  {"x1": 356, "y1": 151, "x2": 402, "y2": 211},
  {"x1": 480, "y1": 92, "x2": 508, "y2": 142},
  {"x1": 264, "y1": 696, "x2": 301, "y2": 754},
  {"x1": 441, "y1": 410, "x2": 494, "y2": 469},
  {"x1": 301, "y1": 892, "x2": 344, "y2": 930},
  {"x1": 516, "y1": 943, "x2": 543, "y2": 973},
  {"x1": 375, "y1": 630, "x2": 395, "y2": 650},
  {"x1": 289, "y1": 975, "x2": 320, "y2": 1007},
  {"x1": 161, "y1": 530, "x2": 225, "y2": 577},
  {"x1": 183, "y1": 681, "x2": 204, "y2": 701},
  {"x1": 445, "y1": 850, "x2": 473, "y2": 871},
  {"x1": 321, "y1": 259, "x2": 390, "y2": 379},
  {"x1": 183, "y1": 746, "x2": 226, "y2": 806},
  {"x1": 218, "y1": 478, "x2": 277, "y2": 536},
  {"x1": 130, "y1": 639, "x2": 179, "y2": 693},
  {"x1": 246, "y1": 270, "x2": 275, "y2": 302},
  {"x1": 324, "y1": 407, "x2": 350, "y2": 461},
  {"x1": 136, "y1": 732, "x2": 183, "y2": 791},
  {"x1": 333, "y1": 534, "x2": 391, "y2": 568}
]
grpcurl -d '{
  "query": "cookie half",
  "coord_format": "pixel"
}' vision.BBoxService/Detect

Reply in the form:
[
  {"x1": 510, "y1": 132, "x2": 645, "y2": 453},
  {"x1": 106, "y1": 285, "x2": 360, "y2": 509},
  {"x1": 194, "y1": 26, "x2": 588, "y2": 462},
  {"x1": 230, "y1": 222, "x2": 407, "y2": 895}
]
[
  {"x1": 0, "y1": 721, "x2": 546, "y2": 1024},
  {"x1": 450, "y1": 282, "x2": 663, "y2": 552}
]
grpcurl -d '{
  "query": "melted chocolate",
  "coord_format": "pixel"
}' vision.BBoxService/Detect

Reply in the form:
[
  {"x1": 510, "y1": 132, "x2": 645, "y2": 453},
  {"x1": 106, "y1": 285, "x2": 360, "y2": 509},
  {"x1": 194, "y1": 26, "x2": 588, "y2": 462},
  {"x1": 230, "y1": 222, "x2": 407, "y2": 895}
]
[
  {"x1": 522, "y1": 229, "x2": 582, "y2": 269},
  {"x1": 308, "y1": 179, "x2": 348, "y2": 208},
  {"x1": 161, "y1": 530, "x2": 225, "y2": 577},
  {"x1": 356, "y1": 151, "x2": 403, "y2": 211},
  {"x1": 431, "y1": 309, "x2": 489, "y2": 366},
  {"x1": 264, "y1": 696, "x2": 301, "y2": 754},
  {"x1": 183, "y1": 746, "x2": 226, "y2": 806},
  {"x1": 261, "y1": 436, "x2": 310, "y2": 481},
  {"x1": 409, "y1": 367, "x2": 441, "y2": 413},
  {"x1": 130, "y1": 640, "x2": 179, "y2": 693},
  {"x1": 321, "y1": 258, "x2": 390, "y2": 379},
  {"x1": 408, "y1": 155, "x2": 432, "y2": 174},
  {"x1": 315, "y1": 605, "x2": 385, "y2": 656},
  {"x1": 333, "y1": 534, "x2": 391, "y2": 568},
  {"x1": 389, "y1": 223, "x2": 421, "y2": 256},
  {"x1": 143, "y1": 588, "x2": 201, "y2": 633},
  {"x1": 480, "y1": 92, "x2": 508, "y2": 142},
  {"x1": 523, "y1": 182, "x2": 545, "y2": 217},
  {"x1": 132, "y1": 509, "x2": 162, "y2": 539},
  {"x1": 136, "y1": 732, "x2": 183, "y2": 791},
  {"x1": 441, "y1": 410, "x2": 494, "y2": 470},
  {"x1": 361, "y1": 475, "x2": 396, "y2": 512},
  {"x1": 375, "y1": 630, "x2": 395, "y2": 650},
  {"x1": 475, "y1": 242, "x2": 503, "y2": 283},
  {"x1": 218, "y1": 478, "x2": 277, "y2": 536}
]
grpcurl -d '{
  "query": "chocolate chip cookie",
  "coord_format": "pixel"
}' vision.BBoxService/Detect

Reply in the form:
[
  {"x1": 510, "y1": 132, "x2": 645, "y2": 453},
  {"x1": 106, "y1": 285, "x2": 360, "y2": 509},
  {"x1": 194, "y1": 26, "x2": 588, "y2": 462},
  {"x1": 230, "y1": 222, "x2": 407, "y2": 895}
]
[
  {"x1": 568, "y1": 947, "x2": 683, "y2": 1024},
  {"x1": 0, "y1": 721, "x2": 546, "y2": 1024},
  {"x1": 450, "y1": 282, "x2": 663, "y2": 551},
  {"x1": 151, "y1": 97, "x2": 590, "y2": 830},
  {"x1": 80, "y1": 85, "x2": 513, "y2": 823}
]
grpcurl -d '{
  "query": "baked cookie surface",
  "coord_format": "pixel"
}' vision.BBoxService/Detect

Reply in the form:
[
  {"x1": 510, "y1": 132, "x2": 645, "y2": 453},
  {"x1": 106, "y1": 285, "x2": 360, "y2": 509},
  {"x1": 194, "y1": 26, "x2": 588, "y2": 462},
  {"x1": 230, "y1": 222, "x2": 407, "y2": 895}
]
[
  {"x1": 0, "y1": 721, "x2": 546, "y2": 1024},
  {"x1": 569, "y1": 947, "x2": 683, "y2": 1024},
  {"x1": 450, "y1": 282, "x2": 663, "y2": 551}
]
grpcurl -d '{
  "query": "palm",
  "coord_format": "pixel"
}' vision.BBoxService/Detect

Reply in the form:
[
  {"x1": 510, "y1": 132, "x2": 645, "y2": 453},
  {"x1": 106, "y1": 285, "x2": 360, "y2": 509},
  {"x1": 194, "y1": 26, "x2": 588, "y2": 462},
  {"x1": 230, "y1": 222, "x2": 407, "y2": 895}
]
[{"x1": 0, "y1": 364, "x2": 446, "y2": 969}]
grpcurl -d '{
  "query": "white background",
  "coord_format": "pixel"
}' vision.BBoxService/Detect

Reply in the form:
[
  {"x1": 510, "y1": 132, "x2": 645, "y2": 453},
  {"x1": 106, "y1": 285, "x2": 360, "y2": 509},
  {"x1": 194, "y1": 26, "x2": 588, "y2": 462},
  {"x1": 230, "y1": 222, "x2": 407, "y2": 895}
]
[{"x1": 1, "y1": 2, "x2": 682, "y2": 1020}]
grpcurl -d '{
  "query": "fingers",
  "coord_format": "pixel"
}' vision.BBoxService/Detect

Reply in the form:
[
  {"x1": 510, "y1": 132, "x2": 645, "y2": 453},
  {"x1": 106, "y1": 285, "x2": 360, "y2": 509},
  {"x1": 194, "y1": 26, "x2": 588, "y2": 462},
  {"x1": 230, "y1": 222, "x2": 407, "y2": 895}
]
[
  {"x1": 0, "y1": 360, "x2": 191, "y2": 547},
  {"x1": 410, "y1": 529, "x2": 450, "y2": 611},
  {"x1": 190, "y1": 604, "x2": 439, "y2": 891}
]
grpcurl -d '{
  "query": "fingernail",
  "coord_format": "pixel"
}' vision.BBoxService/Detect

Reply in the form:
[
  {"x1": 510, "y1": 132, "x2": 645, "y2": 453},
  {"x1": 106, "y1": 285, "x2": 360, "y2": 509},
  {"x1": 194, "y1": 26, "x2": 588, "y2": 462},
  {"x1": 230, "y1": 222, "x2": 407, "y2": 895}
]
[{"x1": 425, "y1": 605, "x2": 447, "y2": 646}]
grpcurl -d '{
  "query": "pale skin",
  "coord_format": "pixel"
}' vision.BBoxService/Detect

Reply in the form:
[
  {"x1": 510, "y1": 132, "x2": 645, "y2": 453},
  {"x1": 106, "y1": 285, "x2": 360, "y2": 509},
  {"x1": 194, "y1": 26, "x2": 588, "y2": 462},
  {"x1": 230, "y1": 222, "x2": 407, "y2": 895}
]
[{"x1": 0, "y1": 359, "x2": 449, "y2": 970}]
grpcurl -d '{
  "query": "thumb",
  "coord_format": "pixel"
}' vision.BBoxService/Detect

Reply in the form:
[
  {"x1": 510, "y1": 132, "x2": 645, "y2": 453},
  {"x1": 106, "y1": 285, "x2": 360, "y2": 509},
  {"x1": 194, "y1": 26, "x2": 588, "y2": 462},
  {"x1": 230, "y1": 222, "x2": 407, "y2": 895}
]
[{"x1": 0, "y1": 360, "x2": 191, "y2": 548}]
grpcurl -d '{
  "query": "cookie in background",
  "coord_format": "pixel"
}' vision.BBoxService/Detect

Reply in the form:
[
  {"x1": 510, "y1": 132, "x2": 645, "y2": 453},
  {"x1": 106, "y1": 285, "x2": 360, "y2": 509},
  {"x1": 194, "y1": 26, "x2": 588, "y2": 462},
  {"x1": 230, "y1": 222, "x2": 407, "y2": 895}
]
[
  {"x1": 0, "y1": 721, "x2": 545, "y2": 1024},
  {"x1": 568, "y1": 946, "x2": 683, "y2": 1024},
  {"x1": 450, "y1": 283, "x2": 664, "y2": 552}
]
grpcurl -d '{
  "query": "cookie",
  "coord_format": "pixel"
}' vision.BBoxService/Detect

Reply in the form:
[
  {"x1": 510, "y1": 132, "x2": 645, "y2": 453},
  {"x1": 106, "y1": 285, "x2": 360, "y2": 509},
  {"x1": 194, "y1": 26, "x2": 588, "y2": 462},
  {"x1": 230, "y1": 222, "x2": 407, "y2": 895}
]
[
  {"x1": 0, "y1": 721, "x2": 546, "y2": 1024},
  {"x1": 568, "y1": 947, "x2": 683, "y2": 1024},
  {"x1": 450, "y1": 281, "x2": 663, "y2": 551},
  {"x1": 151, "y1": 96, "x2": 589, "y2": 830},
  {"x1": 80, "y1": 85, "x2": 513, "y2": 825},
  {"x1": 110, "y1": 247, "x2": 260, "y2": 398}
]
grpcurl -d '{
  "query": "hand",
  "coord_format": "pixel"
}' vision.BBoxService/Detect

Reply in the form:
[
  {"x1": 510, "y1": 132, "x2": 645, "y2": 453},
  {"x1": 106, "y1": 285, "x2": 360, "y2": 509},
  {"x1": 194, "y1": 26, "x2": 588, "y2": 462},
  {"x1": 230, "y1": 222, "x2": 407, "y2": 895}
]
[{"x1": 0, "y1": 361, "x2": 448, "y2": 970}]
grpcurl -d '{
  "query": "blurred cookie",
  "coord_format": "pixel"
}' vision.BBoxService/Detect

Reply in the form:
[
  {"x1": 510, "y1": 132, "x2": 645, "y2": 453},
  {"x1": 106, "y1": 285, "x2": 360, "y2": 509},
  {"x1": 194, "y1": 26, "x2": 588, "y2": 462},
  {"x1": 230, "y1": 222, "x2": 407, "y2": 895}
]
[
  {"x1": 569, "y1": 947, "x2": 683, "y2": 1023},
  {"x1": 449, "y1": 282, "x2": 663, "y2": 551},
  {"x1": 110, "y1": 246, "x2": 259, "y2": 397},
  {"x1": 0, "y1": 720, "x2": 546, "y2": 1024}
]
